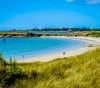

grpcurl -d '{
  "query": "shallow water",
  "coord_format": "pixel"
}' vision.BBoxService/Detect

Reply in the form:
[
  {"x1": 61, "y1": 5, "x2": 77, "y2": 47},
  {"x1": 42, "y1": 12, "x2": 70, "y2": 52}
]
[{"x1": 0, "y1": 37, "x2": 84, "y2": 61}]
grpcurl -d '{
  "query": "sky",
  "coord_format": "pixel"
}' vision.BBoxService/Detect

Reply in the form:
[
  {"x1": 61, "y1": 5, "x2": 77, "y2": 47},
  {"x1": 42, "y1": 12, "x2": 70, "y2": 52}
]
[{"x1": 0, "y1": 0, "x2": 100, "y2": 30}]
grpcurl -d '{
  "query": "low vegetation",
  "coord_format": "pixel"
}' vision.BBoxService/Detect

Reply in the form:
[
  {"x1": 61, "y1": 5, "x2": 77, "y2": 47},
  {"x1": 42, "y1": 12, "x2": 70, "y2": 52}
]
[
  {"x1": 88, "y1": 31, "x2": 100, "y2": 37},
  {"x1": 0, "y1": 48, "x2": 100, "y2": 88},
  {"x1": 0, "y1": 28, "x2": 100, "y2": 38}
]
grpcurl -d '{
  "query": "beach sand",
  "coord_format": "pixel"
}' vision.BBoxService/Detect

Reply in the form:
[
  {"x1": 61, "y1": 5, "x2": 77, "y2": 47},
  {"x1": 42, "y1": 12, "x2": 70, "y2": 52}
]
[{"x1": 18, "y1": 36, "x2": 100, "y2": 62}]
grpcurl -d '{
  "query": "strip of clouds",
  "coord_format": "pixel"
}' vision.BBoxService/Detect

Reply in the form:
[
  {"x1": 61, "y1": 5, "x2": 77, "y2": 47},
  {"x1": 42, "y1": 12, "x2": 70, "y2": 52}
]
[
  {"x1": 86, "y1": 0, "x2": 100, "y2": 4},
  {"x1": 65, "y1": 0, "x2": 100, "y2": 4},
  {"x1": 65, "y1": 0, "x2": 75, "y2": 3}
]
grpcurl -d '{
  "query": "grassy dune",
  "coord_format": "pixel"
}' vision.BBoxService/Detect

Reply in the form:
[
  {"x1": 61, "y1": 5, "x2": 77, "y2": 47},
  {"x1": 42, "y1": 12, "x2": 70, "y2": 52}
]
[
  {"x1": 9, "y1": 48, "x2": 100, "y2": 88},
  {"x1": 0, "y1": 48, "x2": 100, "y2": 88}
]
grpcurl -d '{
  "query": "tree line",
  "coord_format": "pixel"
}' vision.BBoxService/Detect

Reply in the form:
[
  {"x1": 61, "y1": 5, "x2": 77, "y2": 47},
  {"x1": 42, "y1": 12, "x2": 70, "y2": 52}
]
[{"x1": 10, "y1": 27, "x2": 100, "y2": 32}]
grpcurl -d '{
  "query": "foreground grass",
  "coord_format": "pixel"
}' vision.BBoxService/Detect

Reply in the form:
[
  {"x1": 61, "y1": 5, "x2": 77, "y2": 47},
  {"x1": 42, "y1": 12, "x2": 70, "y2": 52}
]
[
  {"x1": 12, "y1": 48, "x2": 100, "y2": 88},
  {"x1": 0, "y1": 48, "x2": 100, "y2": 88}
]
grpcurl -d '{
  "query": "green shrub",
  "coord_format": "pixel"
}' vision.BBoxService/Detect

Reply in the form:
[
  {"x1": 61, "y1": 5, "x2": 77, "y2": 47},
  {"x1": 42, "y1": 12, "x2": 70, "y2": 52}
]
[{"x1": 0, "y1": 57, "x2": 27, "y2": 88}]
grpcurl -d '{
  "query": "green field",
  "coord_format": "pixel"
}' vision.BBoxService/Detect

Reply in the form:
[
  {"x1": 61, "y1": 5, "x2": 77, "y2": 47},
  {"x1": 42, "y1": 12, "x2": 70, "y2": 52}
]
[{"x1": 0, "y1": 48, "x2": 100, "y2": 88}]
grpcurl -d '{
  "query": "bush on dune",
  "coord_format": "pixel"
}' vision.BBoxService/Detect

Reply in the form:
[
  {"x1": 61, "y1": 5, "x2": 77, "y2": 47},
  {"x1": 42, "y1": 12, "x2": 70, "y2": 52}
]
[{"x1": 0, "y1": 55, "x2": 26, "y2": 88}]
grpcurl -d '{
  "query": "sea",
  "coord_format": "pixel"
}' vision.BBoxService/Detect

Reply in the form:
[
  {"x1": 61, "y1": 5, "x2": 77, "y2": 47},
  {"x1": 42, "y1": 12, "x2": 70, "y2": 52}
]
[{"x1": 0, "y1": 37, "x2": 84, "y2": 61}]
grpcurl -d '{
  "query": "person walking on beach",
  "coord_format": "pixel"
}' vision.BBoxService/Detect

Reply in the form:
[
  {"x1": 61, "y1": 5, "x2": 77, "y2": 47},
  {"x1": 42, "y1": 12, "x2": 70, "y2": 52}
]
[{"x1": 63, "y1": 52, "x2": 66, "y2": 55}]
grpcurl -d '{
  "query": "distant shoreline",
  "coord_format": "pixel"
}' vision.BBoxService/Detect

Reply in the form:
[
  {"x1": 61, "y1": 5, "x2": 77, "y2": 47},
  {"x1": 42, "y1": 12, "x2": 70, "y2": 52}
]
[{"x1": 17, "y1": 36, "x2": 100, "y2": 62}]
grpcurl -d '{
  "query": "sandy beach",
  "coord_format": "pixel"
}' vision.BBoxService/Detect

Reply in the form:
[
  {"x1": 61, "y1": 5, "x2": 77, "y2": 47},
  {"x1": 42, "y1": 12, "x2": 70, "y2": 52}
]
[{"x1": 17, "y1": 36, "x2": 100, "y2": 62}]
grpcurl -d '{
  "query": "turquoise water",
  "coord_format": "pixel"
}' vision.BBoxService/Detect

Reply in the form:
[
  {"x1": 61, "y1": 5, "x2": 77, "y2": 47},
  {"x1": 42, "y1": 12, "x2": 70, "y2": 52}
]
[{"x1": 0, "y1": 38, "x2": 84, "y2": 61}]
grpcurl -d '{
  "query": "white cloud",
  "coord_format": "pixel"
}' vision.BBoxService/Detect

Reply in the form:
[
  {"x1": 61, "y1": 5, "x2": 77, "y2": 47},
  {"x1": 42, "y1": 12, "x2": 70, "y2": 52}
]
[
  {"x1": 65, "y1": 0, "x2": 75, "y2": 3},
  {"x1": 65, "y1": 0, "x2": 100, "y2": 4},
  {"x1": 86, "y1": 0, "x2": 100, "y2": 4}
]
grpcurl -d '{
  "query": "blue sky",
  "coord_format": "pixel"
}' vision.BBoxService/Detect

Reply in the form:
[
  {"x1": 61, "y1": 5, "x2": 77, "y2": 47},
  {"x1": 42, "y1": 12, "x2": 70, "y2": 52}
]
[{"x1": 0, "y1": 0, "x2": 100, "y2": 30}]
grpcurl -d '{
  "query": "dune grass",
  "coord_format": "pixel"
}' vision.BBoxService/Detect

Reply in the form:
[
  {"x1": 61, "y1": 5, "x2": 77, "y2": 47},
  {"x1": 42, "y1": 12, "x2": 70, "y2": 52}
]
[
  {"x1": 7, "y1": 47, "x2": 100, "y2": 88},
  {"x1": 0, "y1": 48, "x2": 100, "y2": 88}
]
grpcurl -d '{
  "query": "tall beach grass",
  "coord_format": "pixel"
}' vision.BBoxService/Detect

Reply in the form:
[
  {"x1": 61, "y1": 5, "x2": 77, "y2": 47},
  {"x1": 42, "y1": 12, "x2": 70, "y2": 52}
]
[{"x1": 7, "y1": 47, "x2": 100, "y2": 88}]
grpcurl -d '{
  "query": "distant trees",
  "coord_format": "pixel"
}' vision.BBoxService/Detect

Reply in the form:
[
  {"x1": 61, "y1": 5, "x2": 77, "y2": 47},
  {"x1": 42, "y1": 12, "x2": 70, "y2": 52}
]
[
  {"x1": 4, "y1": 27, "x2": 100, "y2": 32},
  {"x1": 31, "y1": 27, "x2": 97, "y2": 31}
]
